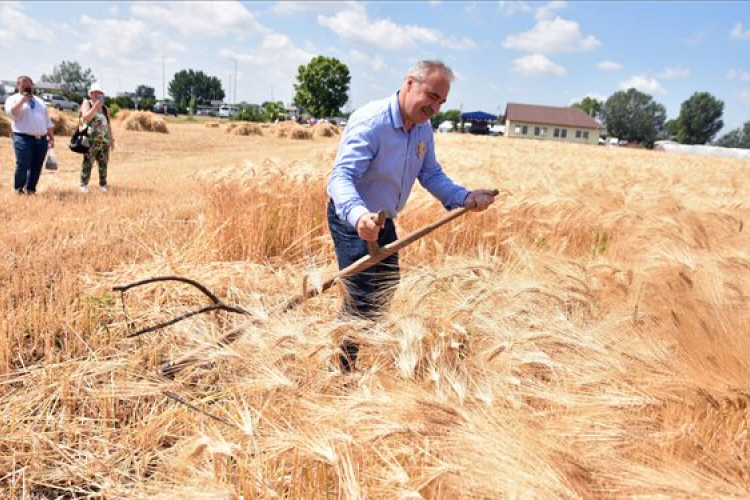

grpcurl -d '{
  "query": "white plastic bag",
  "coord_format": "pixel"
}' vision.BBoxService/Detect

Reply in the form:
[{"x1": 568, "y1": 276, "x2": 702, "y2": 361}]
[{"x1": 45, "y1": 147, "x2": 58, "y2": 170}]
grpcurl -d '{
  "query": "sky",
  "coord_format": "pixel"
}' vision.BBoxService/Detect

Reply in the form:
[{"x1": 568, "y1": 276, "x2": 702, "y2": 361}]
[{"x1": 1, "y1": 0, "x2": 749, "y2": 131}]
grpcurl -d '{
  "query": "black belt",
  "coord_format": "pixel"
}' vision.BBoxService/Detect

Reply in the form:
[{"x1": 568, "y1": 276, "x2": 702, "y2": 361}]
[{"x1": 14, "y1": 132, "x2": 47, "y2": 140}]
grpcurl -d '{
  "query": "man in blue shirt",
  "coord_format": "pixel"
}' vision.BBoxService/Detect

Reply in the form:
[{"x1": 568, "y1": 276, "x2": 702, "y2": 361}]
[{"x1": 327, "y1": 60, "x2": 496, "y2": 371}]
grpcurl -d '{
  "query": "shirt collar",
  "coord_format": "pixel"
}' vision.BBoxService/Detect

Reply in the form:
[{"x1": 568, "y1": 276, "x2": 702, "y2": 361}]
[{"x1": 389, "y1": 91, "x2": 405, "y2": 131}]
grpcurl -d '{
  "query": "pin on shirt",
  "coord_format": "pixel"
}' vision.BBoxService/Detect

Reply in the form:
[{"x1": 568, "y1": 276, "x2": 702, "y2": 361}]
[{"x1": 416, "y1": 141, "x2": 426, "y2": 160}]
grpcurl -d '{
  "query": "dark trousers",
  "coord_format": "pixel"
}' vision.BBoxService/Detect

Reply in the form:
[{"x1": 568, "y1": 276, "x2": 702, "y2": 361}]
[
  {"x1": 327, "y1": 200, "x2": 400, "y2": 370},
  {"x1": 13, "y1": 133, "x2": 48, "y2": 193}
]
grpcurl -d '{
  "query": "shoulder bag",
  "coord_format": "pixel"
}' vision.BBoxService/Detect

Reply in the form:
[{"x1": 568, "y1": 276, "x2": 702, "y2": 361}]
[{"x1": 69, "y1": 125, "x2": 90, "y2": 154}]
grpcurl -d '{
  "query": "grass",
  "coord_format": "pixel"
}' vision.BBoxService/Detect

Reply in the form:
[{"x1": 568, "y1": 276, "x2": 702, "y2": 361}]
[{"x1": 0, "y1": 124, "x2": 749, "y2": 498}]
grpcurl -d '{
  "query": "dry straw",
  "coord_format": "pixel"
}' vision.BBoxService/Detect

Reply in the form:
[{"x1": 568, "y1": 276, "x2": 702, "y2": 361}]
[
  {"x1": 225, "y1": 122, "x2": 263, "y2": 136},
  {"x1": 312, "y1": 123, "x2": 340, "y2": 138},
  {"x1": 47, "y1": 108, "x2": 77, "y2": 136},
  {"x1": 1, "y1": 128, "x2": 749, "y2": 498},
  {"x1": 0, "y1": 113, "x2": 10, "y2": 137},
  {"x1": 275, "y1": 120, "x2": 313, "y2": 139},
  {"x1": 121, "y1": 110, "x2": 169, "y2": 133}
]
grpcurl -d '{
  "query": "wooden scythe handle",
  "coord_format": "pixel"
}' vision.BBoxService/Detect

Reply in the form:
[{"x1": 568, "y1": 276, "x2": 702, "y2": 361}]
[{"x1": 366, "y1": 210, "x2": 388, "y2": 257}]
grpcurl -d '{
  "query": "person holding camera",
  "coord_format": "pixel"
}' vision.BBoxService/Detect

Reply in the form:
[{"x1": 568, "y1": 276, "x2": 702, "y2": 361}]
[
  {"x1": 3, "y1": 75, "x2": 54, "y2": 195},
  {"x1": 78, "y1": 83, "x2": 114, "y2": 193}
]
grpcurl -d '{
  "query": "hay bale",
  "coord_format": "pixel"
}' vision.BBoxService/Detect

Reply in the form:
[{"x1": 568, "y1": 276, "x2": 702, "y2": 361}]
[
  {"x1": 47, "y1": 108, "x2": 77, "y2": 136},
  {"x1": 290, "y1": 126, "x2": 312, "y2": 140},
  {"x1": 205, "y1": 122, "x2": 220, "y2": 128},
  {"x1": 274, "y1": 120, "x2": 297, "y2": 138},
  {"x1": 313, "y1": 123, "x2": 339, "y2": 138},
  {"x1": 115, "y1": 109, "x2": 132, "y2": 122},
  {"x1": 228, "y1": 123, "x2": 263, "y2": 136},
  {"x1": 0, "y1": 114, "x2": 11, "y2": 137},
  {"x1": 225, "y1": 123, "x2": 239, "y2": 133},
  {"x1": 275, "y1": 121, "x2": 312, "y2": 139},
  {"x1": 121, "y1": 111, "x2": 168, "y2": 133}
]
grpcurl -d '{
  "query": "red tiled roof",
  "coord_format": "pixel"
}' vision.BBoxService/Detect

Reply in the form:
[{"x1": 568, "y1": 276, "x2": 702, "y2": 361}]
[{"x1": 505, "y1": 103, "x2": 601, "y2": 129}]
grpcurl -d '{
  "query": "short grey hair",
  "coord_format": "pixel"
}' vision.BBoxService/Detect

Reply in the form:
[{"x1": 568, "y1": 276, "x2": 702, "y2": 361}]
[{"x1": 406, "y1": 60, "x2": 454, "y2": 83}]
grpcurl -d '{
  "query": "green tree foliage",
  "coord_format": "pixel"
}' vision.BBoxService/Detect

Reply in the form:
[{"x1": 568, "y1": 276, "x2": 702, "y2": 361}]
[
  {"x1": 674, "y1": 92, "x2": 724, "y2": 145},
  {"x1": 135, "y1": 85, "x2": 156, "y2": 100},
  {"x1": 601, "y1": 88, "x2": 666, "y2": 148},
  {"x1": 168, "y1": 69, "x2": 224, "y2": 110},
  {"x1": 430, "y1": 109, "x2": 461, "y2": 129},
  {"x1": 664, "y1": 119, "x2": 680, "y2": 139},
  {"x1": 572, "y1": 96, "x2": 603, "y2": 119},
  {"x1": 293, "y1": 56, "x2": 350, "y2": 118},
  {"x1": 714, "y1": 119, "x2": 750, "y2": 149},
  {"x1": 40, "y1": 60, "x2": 96, "y2": 94},
  {"x1": 261, "y1": 101, "x2": 286, "y2": 122},
  {"x1": 121, "y1": 85, "x2": 156, "y2": 110},
  {"x1": 113, "y1": 95, "x2": 134, "y2": 110},
  {"x1": 238, "y1": 106, "x2": 263, "y2": 122}
]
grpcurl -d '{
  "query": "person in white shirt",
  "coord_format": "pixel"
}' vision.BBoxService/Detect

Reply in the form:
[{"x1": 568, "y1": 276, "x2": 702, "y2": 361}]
[{"x1": 4, "y1": 76, "x2": 54, "y2": 195}]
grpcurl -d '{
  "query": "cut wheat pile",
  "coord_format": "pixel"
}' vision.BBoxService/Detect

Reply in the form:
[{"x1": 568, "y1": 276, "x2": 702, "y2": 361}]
[
  {"x1": 47, "y1": 107, "x2": 77, "y2": 136},
  {"x1": 0, "y1": 113, "x2": 11, "y2": 137},
  {"x1": 121, "y1": 110, "x2": 169, "y2": 133},
  {"x1": 0, "y1": 125, "x2": 748, "y2": 499},
  {"x1": 226, "y1": 122, "x2": 263, "y2": 136}
]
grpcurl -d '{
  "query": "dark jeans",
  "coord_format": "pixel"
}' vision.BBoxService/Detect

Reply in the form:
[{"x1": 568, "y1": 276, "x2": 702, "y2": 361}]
[
  {"x1": 13, "y1": 133, "x2": 48, "y2": 193},
  {"x1": 327, "y1": 200, "x2": 400, "y2": 370}
]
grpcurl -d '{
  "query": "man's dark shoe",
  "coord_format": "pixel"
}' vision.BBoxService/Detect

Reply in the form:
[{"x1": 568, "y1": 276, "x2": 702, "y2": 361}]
[{"x1": 340, "y1": 340, "x2": 359, "y2": 373}]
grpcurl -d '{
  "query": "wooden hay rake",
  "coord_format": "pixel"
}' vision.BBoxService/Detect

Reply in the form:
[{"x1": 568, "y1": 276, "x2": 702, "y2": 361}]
[{"x1": 114, "y1": 191, "x2": 499, "y2": 379}]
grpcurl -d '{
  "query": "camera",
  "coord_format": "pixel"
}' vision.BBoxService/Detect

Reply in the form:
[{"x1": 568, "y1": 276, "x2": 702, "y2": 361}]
[{"x1": 22, "y1": 87, "x2": 32, "y2": 96}]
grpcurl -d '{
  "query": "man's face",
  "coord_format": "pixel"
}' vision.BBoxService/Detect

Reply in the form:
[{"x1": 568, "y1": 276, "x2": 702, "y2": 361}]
[
  {"x1": 18, "y1": 78, "x2": 33, "y2": 94},
  {"x1": 402, "y1": 70, "x2": 450, "y2": 126}
]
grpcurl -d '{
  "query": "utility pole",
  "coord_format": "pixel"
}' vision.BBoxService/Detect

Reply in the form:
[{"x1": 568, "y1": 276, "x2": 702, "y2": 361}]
[
  {"x1": 162, "y1": 55, "x2": 165, "y2": 101},
  {"x1": 233, "y1": 59, "x2": 238, "y2": 105}
]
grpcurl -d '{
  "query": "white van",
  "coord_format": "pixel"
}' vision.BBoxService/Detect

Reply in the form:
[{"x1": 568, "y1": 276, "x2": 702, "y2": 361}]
[{"x1": 218, "y1": 104, "x2": 239, "y2": 118}]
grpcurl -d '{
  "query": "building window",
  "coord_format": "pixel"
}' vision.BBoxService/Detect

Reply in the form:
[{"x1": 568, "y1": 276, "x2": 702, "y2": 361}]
[
  {"x1": 560, "y1": 129, "x2": 567, "y2": 138},
  {"x1": 583, "y1": 131, "x2": 589, "y2": 139},
  {"x1": 514, "y1": 125, "x2": 521, "y2": 134},
  {"x1": 575, "y1": 130, "x2": 582, "y2": 139},
  {"x1": 522, "y1": 125, "x2": 528, "y2": 135},
  {"x1": 554, "y1": 128, "x2": 560, "y2": 138},
  {"x1": 534, "y1": 127, "x2": 541, "y2": 136},
  {"x1": 541, "y1": 127, "x2": 547, "y2": 136}
]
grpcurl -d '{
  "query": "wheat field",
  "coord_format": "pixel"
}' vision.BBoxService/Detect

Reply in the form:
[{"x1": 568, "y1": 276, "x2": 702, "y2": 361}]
[{"x1": 1, "y1": 120, "x2": 749, "y2": 499}]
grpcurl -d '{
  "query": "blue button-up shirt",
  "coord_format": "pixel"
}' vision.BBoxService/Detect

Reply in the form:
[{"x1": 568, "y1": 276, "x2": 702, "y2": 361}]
[{"x1": 328, "y1": 92, "x2": 469, "y2": 228}]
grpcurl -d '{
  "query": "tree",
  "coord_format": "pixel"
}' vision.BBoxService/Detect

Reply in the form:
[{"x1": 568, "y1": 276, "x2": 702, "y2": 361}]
[
  {"x1": 673, "y1": 92, "x2": 724, "y2": 145},
  {"x1": 40, "y1": 60, "x2": 96, "y2": 94},
  {"x1": 293, "y1": 56, "x2": 350, "y2": 118},
  {"x1": 168, "y1": 69, "x2": 224, "y2": 110},
  {"x1": 600, "y1": 88, "x2": 666, "y2": 148},
  {"x1": 261, "y1": 101, "x2": 286, "y2": 122},
  {"x1": 664, "y1": 119, "x2": 680, "y2": 139},
  {"x1": 572, "y1": 96, "x2": 603, "y2": 119},
  {"x1": 430, "y1": 109, "x2": 461, "y2": 129},
  {"x1": 714, "y1": 119, "x2": 750, "y2": 149},
  {"x1": 135, "y1": 85, "x2": 156, "y2": 100},
  {"x1": 113, "y1": 95, "x2": 135, "y2": 110}
]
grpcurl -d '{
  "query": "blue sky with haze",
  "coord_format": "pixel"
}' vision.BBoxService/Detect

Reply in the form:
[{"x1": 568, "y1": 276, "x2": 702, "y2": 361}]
[{"x1": 2, "y1": 1, "x2": 749, "y2": 131}]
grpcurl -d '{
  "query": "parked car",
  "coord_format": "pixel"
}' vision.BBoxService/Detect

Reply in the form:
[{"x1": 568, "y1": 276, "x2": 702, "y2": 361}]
[
  {"x1": 153, "y1": 102, "x2": 178, "y2": 116},
  {"x1": 218, "y1": 104, "x2": 239, "y2": 118},
  {"x1": 41, "y1": 93, "x2": 79, "y2": 111}
]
